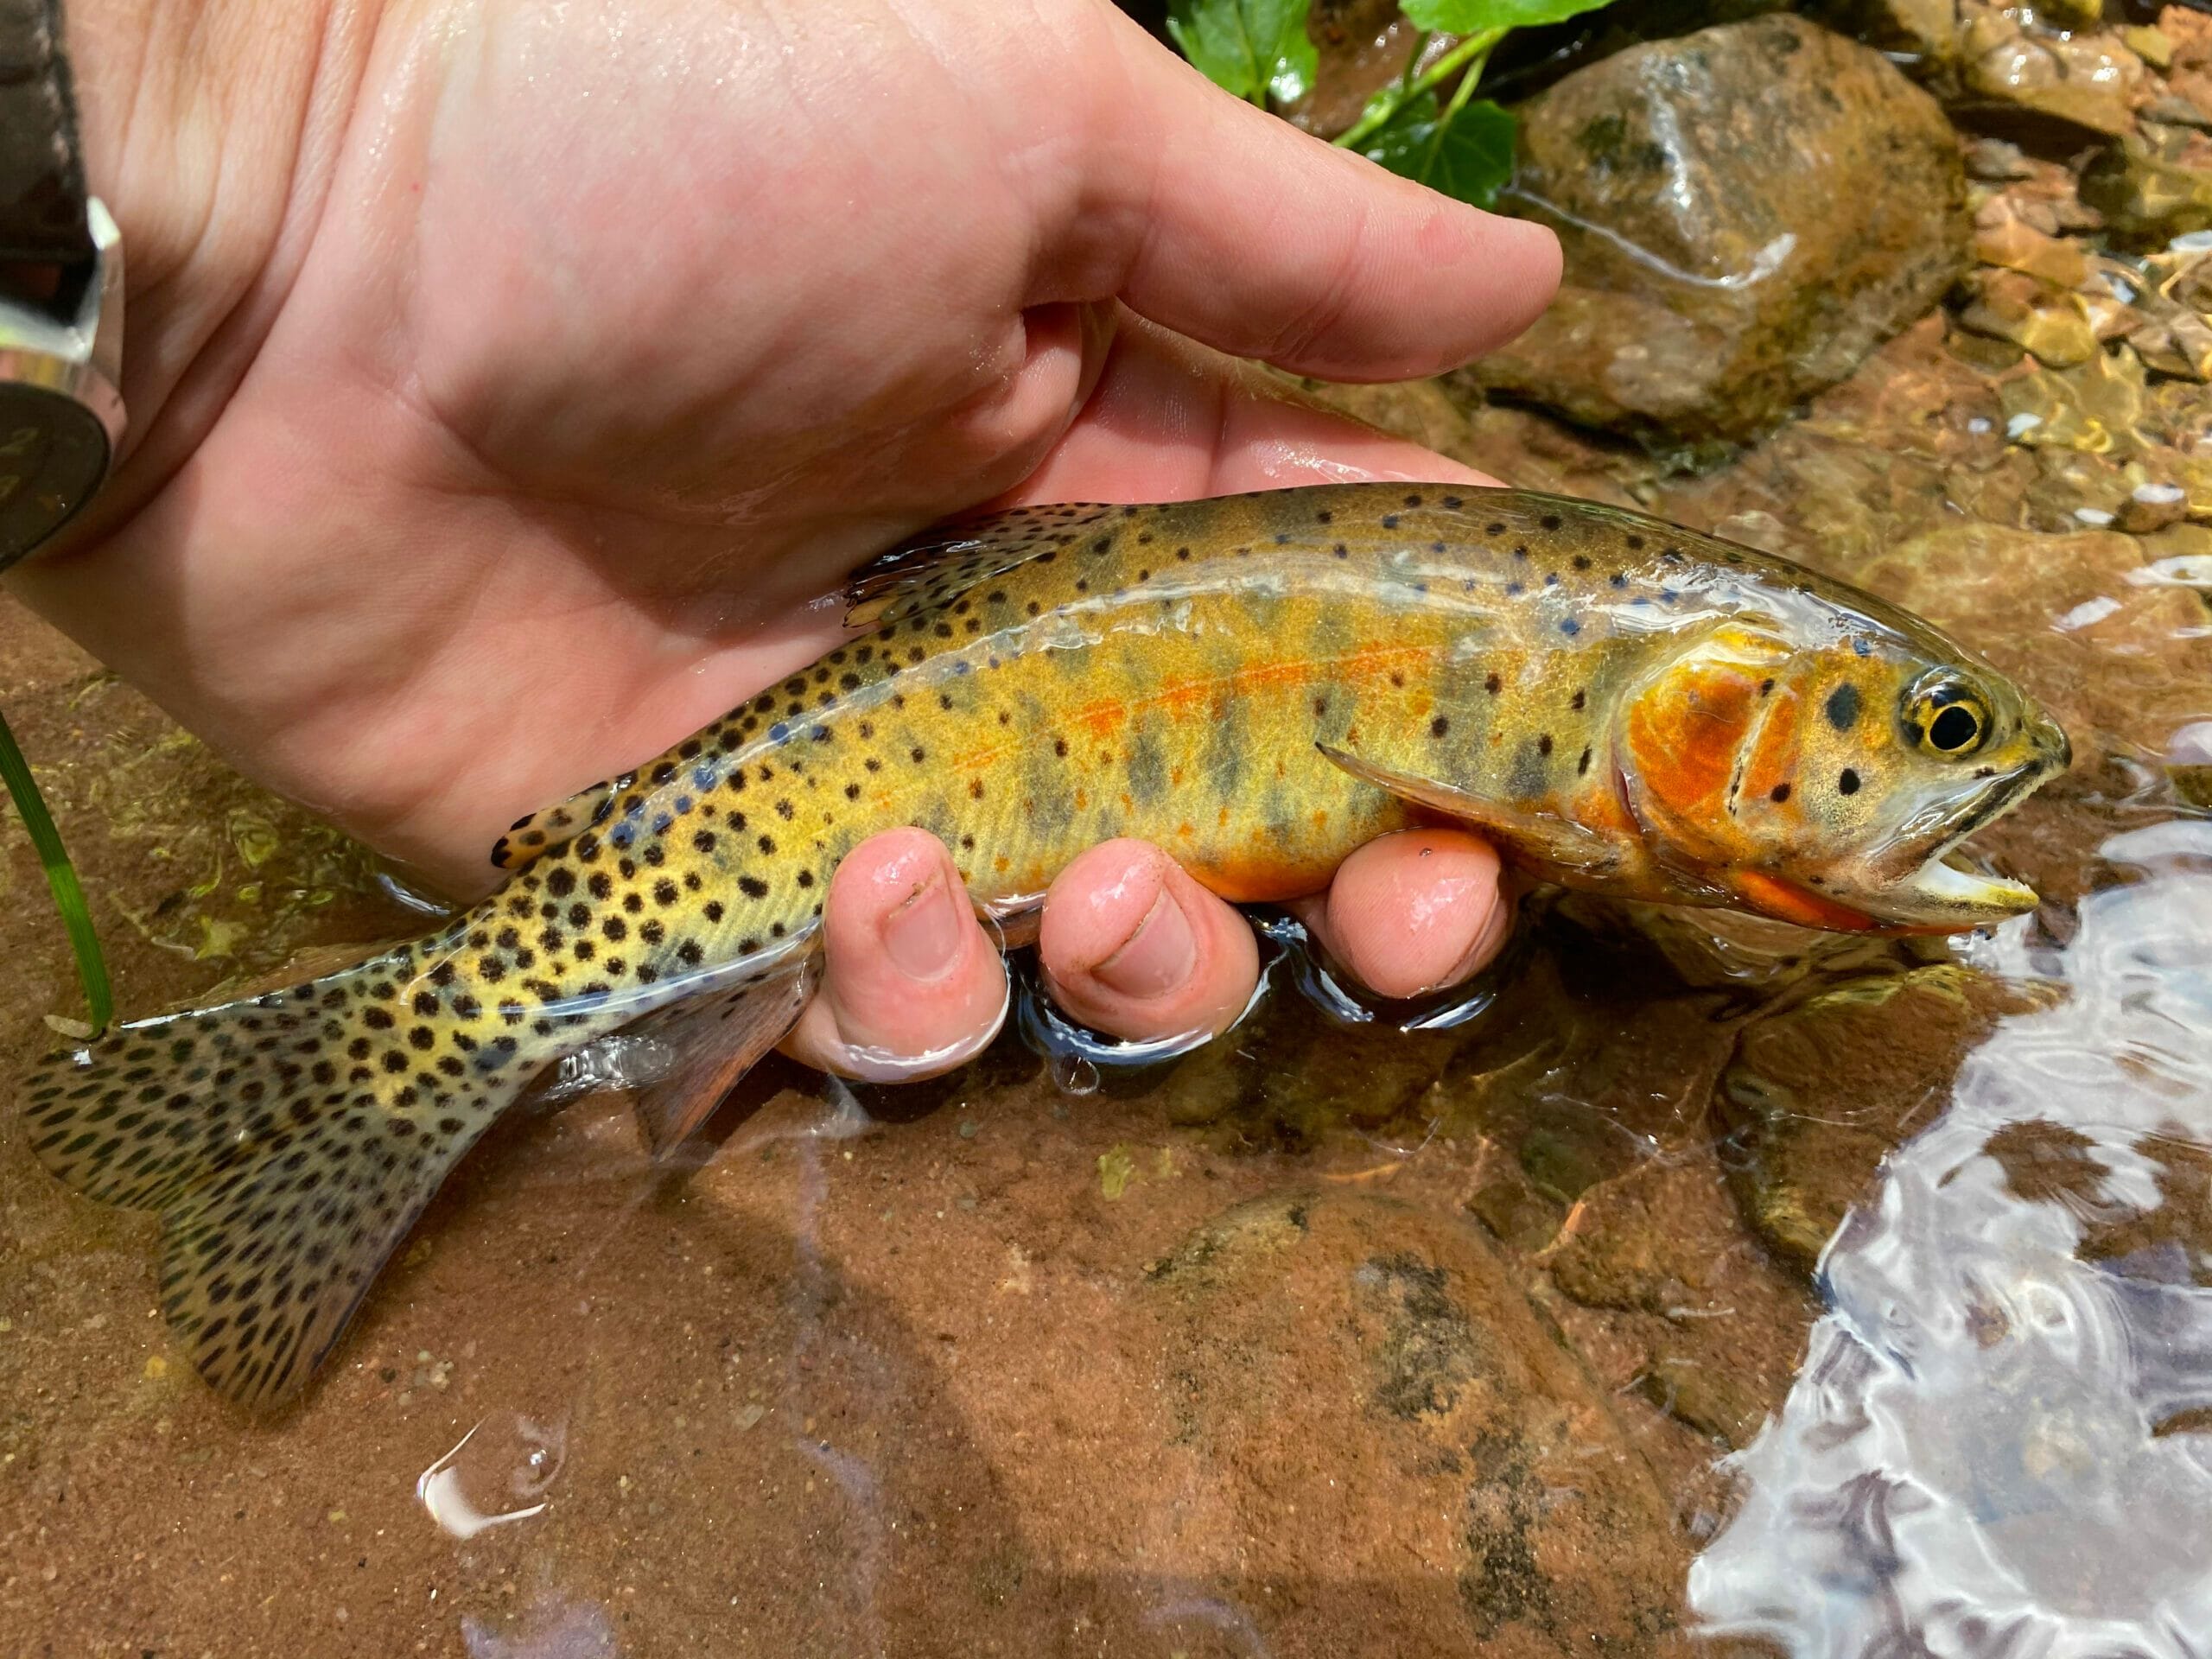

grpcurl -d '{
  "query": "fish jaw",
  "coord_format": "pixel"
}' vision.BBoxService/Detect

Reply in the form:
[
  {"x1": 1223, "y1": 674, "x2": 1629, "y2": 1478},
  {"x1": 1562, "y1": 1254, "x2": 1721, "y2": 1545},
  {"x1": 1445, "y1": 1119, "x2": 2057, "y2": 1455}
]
[{"x1": 1757, "y1": 729, "x2": 2066, "y2": 932}]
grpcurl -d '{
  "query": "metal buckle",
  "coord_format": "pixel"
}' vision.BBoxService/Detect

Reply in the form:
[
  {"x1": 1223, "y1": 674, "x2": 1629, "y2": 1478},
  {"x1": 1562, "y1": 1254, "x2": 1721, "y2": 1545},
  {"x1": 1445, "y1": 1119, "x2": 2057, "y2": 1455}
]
[{"x1": 0, "y1": 197, "x2": 124, "y2": 567}]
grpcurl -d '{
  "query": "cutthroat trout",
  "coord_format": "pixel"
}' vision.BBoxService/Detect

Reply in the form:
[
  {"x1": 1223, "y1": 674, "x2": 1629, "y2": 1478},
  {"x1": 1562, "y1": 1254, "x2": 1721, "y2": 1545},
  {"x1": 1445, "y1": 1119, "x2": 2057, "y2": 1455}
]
[{"x1": 22, "y1": 485, "x2": 2069, "y2": 1406}]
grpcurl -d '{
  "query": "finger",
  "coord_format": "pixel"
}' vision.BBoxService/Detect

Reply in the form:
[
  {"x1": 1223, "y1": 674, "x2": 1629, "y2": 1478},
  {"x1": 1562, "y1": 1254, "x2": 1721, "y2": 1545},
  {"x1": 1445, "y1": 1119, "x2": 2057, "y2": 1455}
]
[
  {"x1": 1000, "y1": 312, "x2": 1502, "y2": 505},
  {"x1": 779, "y1": 828, "x2": 1009, "y2": 1082},
  {"x1": 1028, "y1": 9, "x2": 1560, "y2": 383},
  {"x1": 1038, "y1": 838, "x2": 1260, "y2": 1045},
  {"x1": 1286, "y1": 829, "x2": 1509, "y2": 1001}
]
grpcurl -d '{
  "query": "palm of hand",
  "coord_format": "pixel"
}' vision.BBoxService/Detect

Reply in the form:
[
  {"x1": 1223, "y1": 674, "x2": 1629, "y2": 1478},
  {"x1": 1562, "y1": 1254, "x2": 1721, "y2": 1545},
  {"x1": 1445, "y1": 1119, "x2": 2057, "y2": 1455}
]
[{"x1": 16, "y1": 0, "x2": 1557, "y2": 1070}]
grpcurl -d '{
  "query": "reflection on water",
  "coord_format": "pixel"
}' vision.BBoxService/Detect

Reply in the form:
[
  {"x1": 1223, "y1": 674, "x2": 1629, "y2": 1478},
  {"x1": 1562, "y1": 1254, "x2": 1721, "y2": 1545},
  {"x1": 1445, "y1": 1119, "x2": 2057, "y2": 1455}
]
[
  {"x1": 1693, "y1": 822, "x2": 2212, "y2": 1655},
  {"x1": 419, "y1": 1411, "x2": 568, "y2": 1541}
]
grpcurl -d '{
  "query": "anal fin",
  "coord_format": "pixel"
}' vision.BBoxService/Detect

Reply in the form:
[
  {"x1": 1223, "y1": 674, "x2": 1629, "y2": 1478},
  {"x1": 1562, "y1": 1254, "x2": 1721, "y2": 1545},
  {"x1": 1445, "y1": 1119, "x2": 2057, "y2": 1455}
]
[
  {"x1": 625, "y1": 966, "x2": 817, "y2": 1160},
  {"x1": 1317, "y1": 742, "x2": 1621, "y2": 879}
]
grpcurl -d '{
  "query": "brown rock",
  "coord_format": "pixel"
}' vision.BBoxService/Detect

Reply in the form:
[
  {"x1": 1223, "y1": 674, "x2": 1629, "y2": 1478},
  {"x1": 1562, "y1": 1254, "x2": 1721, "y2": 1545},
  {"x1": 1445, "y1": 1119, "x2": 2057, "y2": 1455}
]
[
  {"x1": 1972, "y1": 214, "x2": 2090, "y2": 289},
  {"x1": 1282, "y1": 0, "x2": 1426, "y2": 140},
  {"x1": 2082, "y1": 131, "x2": 2212, "y2": 245},
  {"x1": 1956, "y1": 268, "x2": 2099, "y2": 365},
  {"x1": 1147, "y1": 1191, "x2": 1690, "y2": 1651},
  {"x1": 1820, "y1": 0, "x2": 1960, "y2": 68},
  {"x1": 1718, "y1": 965, "x2": 2044, "y2": 1268},
  {"x1": 1543, "y1": 1155, "x2": 1818, "y2": 1449},
  {"x1": 1469, "y1": 15, "x2": 1967, "y2": 447},
  {"x1": 1958, "y1": 10, "x2": 2141, "y2": 136}
]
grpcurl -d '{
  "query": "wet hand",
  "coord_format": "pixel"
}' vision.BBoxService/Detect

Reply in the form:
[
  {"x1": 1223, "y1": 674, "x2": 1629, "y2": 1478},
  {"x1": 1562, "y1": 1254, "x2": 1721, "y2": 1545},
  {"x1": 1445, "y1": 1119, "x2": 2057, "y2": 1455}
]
[
  {"x1": 16, "y1": 0, "x2": 1556, "y2": 1081},
  {"x1": 785, "y1": 826, "x2": 1510, "y2": 1081}
]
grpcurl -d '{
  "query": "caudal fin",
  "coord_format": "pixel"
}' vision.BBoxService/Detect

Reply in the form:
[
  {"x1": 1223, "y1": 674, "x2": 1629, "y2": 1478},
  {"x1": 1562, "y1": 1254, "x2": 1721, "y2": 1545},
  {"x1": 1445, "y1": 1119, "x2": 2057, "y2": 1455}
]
[{"x1": 22, "y1": 950, "x2": 528, "y2": 1410}]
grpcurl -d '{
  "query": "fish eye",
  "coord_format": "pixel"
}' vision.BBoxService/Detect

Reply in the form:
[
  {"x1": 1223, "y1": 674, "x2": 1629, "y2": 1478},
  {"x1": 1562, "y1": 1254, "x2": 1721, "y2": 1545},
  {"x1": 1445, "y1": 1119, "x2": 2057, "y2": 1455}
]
[{"x1": 1904, "y1": 677, "x2": 1990, "y2": 758}]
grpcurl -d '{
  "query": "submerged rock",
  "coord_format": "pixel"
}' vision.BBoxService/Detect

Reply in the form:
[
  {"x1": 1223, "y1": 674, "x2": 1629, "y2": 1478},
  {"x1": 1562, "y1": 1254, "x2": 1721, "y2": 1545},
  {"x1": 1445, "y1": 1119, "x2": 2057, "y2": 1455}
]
[
  {"x1": 1719, "y1": 965, "x2": 2043, "y2": 1270},
  {"x1": 1147, "y1": 1191, "x2": 1689, "y2": 1651},
  {"x1": 2082, "y1": 129, "x2": 2212, "y2": 245},
  {"x1": 1955, "y1": 3, "x2": 2143, "y2": 138},
  {"x1": 1467, "y1": 14, "x2": 1967, "y2": 448}
]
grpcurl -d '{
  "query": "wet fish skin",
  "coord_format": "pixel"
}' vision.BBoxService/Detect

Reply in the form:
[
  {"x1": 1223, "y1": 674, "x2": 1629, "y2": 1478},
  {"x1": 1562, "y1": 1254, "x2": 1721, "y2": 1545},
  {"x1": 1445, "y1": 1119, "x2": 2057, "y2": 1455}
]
[{"x1": 20, "y1": 484, "x2": 2068, "y2": 1408}]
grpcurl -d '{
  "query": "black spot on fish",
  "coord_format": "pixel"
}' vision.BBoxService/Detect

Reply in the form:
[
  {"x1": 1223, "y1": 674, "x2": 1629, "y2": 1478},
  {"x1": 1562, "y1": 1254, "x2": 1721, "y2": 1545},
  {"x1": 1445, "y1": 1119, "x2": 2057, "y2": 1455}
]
[
  {"x1": 1430, "y1": 716, "x2": 1449, "y2": 738},
  {"x1": 1824, "y1": 683, "x2": 1861, "y2": 732},
  {"x1": 1540, "y1": 513, "x2": 1562, "y2": 531},
  {"x1": 1484, "y1": 674, "x2": 1502, "y2": 696},
  {"x1": 1839, "y1": 768, "x2": 1861, "y2": 795},
  {"x1": 738, "y1": 876, "x2": 769, "y2": 899},
  {"x1": 1570, "y1": 690, "x2": 1586, "y2": 710},
  {"x1": 1538, "y1": 734, "x2": 1553, "y2": 756},
  {"x1": 1770, "y1": 783, "x2": 1791, "y2": 803}
]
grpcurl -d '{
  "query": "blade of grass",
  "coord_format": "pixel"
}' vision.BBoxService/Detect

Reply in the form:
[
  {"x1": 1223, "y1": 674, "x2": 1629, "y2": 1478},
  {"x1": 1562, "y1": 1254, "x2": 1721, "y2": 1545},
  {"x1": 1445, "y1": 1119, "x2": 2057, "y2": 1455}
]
[{"x1": 0, "y1": 707, "x2": 112, "y2": 1033}]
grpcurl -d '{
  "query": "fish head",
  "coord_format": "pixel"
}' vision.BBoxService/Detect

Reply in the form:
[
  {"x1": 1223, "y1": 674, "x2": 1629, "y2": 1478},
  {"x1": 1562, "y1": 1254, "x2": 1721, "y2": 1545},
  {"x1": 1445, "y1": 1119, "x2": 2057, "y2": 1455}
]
[{"x1": 1619, "y1": 621, "x2": 2070, "y2": 932}]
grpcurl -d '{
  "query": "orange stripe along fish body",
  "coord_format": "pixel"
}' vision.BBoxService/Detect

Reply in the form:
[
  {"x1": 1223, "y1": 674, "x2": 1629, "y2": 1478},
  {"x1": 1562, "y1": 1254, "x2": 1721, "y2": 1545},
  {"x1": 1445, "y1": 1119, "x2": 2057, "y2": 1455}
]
[{"x1": 21, "y1": 485, "x2": 2069, "y2": 1407}]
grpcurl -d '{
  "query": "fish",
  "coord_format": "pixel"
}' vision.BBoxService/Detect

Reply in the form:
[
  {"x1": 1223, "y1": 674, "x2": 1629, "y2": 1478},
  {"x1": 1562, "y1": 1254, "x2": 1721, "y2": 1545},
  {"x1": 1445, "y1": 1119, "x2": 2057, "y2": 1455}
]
[{"x1": 20, "y1": 484, "x2": 2069, "y2": 1408}]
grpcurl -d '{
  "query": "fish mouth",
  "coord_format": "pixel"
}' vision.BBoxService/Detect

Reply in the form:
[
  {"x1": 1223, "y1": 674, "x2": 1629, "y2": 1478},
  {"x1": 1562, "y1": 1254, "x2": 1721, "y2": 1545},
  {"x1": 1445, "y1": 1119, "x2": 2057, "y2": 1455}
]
[{"x1": 1834, "y1": 745, "x2": 2063, "y2": 931}]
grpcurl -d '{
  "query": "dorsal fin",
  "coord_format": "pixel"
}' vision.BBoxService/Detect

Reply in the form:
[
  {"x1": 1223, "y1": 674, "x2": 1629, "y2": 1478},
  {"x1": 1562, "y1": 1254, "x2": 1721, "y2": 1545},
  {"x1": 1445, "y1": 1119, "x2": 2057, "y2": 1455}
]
[
  {"x1": 487, "y1": 772, "x2": 630, "y2": 871},
  {"x1": 845, "y1": 503, "x2": 1122, "y2": 630}
]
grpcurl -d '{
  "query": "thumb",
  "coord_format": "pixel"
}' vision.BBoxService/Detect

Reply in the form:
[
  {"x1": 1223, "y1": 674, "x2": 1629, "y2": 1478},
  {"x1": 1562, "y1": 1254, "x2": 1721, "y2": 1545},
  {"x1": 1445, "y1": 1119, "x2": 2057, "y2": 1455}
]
[{"x1": 1030, "y1": 5, "x2": 1560, "y2": 385}]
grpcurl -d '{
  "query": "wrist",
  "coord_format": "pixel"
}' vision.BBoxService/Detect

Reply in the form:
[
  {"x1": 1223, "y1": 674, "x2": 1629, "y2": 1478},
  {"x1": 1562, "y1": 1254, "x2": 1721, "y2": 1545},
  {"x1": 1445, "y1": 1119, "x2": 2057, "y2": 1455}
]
[{"x1": 60, "y1": 0, "x2": 378, "y2": 537}]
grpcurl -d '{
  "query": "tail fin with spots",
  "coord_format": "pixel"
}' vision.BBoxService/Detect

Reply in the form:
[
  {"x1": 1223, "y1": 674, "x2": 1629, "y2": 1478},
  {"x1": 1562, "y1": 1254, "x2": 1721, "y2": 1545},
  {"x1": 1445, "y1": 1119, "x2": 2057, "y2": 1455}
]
[{"x1": 22, "y1": 951, "x2": 533, "y2": 1411}]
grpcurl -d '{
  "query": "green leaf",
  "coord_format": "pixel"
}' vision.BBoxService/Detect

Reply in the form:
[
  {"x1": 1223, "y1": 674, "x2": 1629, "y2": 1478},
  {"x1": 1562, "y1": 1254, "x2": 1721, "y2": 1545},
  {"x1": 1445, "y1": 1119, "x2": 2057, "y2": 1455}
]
[
  {"x1": 1400, "y1": 0, "x2": 1615, "y2": 34},
  {"x1": 1360, "y1": 94, "x2": 1518, "y2": 209},
  {"x1": 0, "y1": 708, "x2": 112, "y2": 1033},
  {"x1": 1166, "y1": 0, "x2": 1319, "y2": 106}
]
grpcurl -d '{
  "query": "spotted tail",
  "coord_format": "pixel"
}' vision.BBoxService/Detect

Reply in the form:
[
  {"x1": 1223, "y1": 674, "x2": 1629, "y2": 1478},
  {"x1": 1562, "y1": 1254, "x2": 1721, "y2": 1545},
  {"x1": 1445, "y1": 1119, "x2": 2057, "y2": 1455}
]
[{"x1": 20, "y1": 949, "x2": 538, "y2": 1411}]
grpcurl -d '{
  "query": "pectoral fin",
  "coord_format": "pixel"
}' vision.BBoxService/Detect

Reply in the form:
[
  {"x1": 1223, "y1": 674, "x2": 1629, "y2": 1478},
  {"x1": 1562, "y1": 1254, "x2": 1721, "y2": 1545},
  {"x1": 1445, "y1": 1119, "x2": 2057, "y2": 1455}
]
[{"x1": 1317, "y1": 742, "x2": 1621, "y2": 879}]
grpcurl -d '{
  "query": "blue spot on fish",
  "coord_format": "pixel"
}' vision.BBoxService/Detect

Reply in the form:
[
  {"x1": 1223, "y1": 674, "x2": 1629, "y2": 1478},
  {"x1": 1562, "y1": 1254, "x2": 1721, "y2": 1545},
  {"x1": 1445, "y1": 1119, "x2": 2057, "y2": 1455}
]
[
  {"x1": 768, "y1": 722, "x2": 791, "y2": 745},
  {"x1": 609, "y1": 823, "x2": 635, "y2": 849}
]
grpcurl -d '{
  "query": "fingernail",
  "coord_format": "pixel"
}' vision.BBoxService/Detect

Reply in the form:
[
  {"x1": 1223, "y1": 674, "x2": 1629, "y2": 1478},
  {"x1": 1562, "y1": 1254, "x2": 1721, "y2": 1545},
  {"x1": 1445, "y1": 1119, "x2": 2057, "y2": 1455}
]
[
  {"x1": 1093, "y1": 891, "x2": 1196, "y2": 999},
  {"x1": 883, "y1": 875, "x2": 964, "y2": 981}
]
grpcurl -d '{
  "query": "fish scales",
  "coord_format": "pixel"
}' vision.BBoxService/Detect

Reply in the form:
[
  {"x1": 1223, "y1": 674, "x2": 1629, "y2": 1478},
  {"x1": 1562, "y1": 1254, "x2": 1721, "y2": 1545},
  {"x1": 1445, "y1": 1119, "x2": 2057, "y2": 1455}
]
[{"x1": 19, "y1": 484, "x2": 2069, "y2": 1408}]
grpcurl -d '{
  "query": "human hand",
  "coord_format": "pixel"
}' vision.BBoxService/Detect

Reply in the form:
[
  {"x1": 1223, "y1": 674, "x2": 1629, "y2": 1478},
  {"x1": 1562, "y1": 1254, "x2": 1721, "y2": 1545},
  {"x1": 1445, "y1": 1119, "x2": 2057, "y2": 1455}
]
[{"x1": 13, "y1": 0, "x2": 1557, "y2": 1078}]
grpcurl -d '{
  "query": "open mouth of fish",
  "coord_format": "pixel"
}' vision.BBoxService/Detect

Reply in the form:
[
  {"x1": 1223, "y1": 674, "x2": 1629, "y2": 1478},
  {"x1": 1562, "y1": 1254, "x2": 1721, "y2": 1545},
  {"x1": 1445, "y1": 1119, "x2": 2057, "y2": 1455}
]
[{"x1": 1861, "y1": 755, "x2": 2059, "y2": 925}]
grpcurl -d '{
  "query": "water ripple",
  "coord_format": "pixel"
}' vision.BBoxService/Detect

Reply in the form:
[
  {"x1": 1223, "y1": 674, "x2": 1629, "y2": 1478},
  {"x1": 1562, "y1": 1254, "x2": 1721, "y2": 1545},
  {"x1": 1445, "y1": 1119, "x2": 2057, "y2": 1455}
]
[{"x1": 1692, "y1": 822, "x2": 2212, "y2": 1656}]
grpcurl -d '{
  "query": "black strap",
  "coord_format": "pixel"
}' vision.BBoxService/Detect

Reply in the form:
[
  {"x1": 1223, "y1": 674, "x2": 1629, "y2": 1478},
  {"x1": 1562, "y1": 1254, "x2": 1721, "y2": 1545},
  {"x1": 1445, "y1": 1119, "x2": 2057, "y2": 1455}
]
[{"x1": 0, "y1": 0, "x2": 86, "y2": 264}]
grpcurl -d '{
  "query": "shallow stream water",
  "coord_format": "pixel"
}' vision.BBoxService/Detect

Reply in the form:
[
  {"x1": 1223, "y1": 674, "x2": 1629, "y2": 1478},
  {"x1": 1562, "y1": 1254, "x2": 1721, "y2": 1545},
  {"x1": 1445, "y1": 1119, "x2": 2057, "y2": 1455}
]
[{"x1": 10, "y1": 13, "x2": 2212, "y2": 1655}]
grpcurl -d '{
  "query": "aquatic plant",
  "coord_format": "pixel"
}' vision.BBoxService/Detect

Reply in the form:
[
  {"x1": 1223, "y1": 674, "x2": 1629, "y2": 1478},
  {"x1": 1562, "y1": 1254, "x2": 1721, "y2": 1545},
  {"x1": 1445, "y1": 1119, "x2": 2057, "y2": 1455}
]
[
  {"x1": 0, "y1": 709, "x2": 111, "y2": 1032},
  {"x1": 1166, "y1": 0, "x2": 1618, "y2": 206}
]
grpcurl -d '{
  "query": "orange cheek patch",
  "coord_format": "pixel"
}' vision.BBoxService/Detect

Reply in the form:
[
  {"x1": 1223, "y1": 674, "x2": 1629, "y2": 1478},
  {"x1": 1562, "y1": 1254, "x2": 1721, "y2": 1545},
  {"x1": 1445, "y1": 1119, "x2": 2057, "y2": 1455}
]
[{"x1": 1624, "y1": 655, "x2": 1766, "y2": 857}]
